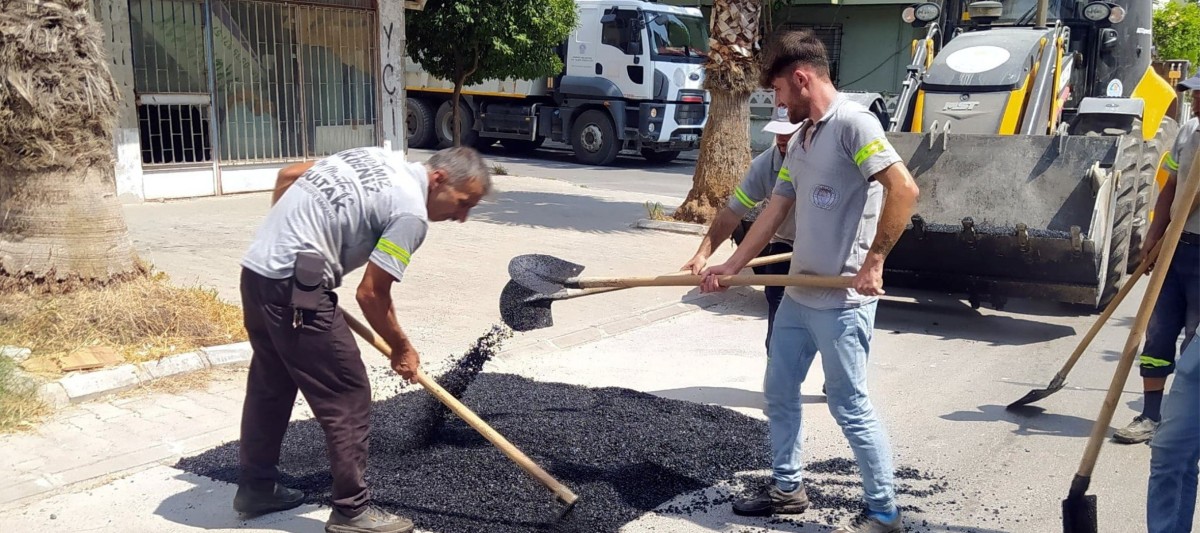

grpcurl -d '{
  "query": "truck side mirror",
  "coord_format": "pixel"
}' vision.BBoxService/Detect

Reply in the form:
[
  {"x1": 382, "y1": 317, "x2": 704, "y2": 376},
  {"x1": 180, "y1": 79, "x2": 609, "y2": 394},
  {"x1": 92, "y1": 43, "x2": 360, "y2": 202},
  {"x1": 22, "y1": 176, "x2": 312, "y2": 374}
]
[
  {"x1": 601, "y1": 13, "x2": 616, "y2": 24},
  {"x1": 626, "y1": 41, "x2": 643, "y2": 55}
]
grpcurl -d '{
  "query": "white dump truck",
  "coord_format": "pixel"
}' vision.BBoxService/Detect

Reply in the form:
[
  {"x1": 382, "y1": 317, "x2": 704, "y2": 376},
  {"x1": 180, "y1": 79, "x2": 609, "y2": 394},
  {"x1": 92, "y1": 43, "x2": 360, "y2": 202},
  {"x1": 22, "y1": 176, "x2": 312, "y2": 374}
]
[{"x1": 404, "y1": 0, "x2": 710, "y2": 165}]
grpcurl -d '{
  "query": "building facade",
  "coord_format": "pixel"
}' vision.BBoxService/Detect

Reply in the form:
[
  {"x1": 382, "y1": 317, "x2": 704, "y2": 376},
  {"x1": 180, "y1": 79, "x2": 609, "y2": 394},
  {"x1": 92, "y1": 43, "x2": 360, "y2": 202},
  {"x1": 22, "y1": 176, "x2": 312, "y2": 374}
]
[{"x1": 91, "y1": 0, "x2": 411, "y2": 202}]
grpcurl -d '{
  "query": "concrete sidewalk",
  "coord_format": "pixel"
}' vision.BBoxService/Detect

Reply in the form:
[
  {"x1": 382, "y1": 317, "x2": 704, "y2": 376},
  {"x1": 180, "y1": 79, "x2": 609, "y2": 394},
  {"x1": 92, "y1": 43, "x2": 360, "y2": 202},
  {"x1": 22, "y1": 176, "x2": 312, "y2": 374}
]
[{"x1": 0, "y1": 280, "x2": 1177, "y2": 532}]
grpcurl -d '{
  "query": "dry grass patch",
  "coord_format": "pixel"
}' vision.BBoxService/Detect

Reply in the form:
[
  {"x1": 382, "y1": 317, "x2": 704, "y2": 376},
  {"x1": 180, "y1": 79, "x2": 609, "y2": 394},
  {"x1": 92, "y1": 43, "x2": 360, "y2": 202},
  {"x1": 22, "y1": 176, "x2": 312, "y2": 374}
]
[
  {"x1": 0, "y1": 355, "x2": 47, "y2": 433},
  {"x1": 0, "y1": 274, "x2": 246, "y2": 379}
]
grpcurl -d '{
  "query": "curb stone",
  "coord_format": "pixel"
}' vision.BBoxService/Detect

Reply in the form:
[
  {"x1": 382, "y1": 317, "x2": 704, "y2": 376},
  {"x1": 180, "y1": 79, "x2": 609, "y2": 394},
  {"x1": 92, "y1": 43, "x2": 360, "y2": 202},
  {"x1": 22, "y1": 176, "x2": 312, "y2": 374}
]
[
  {"x1": 632, "y1": 218, "x2": 708, "y2": 236},
  {"x1": 33, "y1": 341, "x2": 253, "y2": 409}
]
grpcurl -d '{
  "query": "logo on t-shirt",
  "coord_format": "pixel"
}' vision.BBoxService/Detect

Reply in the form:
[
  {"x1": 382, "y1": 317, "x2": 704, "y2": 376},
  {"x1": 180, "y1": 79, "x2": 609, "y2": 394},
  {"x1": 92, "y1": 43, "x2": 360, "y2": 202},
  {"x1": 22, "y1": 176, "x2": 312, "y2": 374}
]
[{"x1": 811, "y1": 184, "x2": 839, "y2": 210}]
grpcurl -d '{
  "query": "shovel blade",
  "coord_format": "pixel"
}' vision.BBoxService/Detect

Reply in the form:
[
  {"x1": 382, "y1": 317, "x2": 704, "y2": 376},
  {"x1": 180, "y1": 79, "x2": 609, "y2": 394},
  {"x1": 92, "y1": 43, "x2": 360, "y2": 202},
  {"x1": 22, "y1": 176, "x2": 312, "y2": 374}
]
[
  {"x1": 1007, "y1": 374, "x2": 1067, "y2": 409},
  {"x1": 500, "y1": 280, "x2": 555, "y2": 332},
  {"x1": 1061, "y1": 494, "x2": 1098, "y2": 533},
  {"x1": 508, "y1": 254, "x2": 585, "y2": 295}
]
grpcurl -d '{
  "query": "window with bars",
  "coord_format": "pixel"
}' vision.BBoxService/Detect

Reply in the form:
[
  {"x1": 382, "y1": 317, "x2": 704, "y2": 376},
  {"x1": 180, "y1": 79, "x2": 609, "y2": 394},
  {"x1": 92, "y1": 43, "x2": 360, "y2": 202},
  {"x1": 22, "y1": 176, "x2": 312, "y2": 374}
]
[
  {"x1": 127, "y1": 0, "x2": 378, "y2": 167},
  {"x1": 778, "y1": 23, "x2": 843, "y2": 85}
]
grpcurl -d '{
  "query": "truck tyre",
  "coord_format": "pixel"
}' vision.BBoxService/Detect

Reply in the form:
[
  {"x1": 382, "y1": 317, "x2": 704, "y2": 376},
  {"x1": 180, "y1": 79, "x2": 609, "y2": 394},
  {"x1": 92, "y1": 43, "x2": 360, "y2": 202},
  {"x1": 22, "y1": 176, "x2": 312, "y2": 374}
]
[
  {"x1": 405, "y1": 98, "x2": 435, "y2": 149},
  {"x1": 1094, "y1": 126, "x2": 1139, "y2": 309},
  {"x1": 641, "y1": 149, "x2": 680, "y2": 164},
  {"x1": 1128, "y1": 116, "x2": 1179, "y2": 272},
  {"x1": 500, "y1": 137, "x2": 544, "y2": 154},
  {"x1": 571, "y1": 109, "x2": 619, "y2": 166},
  {"x1": 435, "y1": 100, "x2": 479, "y2": 148}
]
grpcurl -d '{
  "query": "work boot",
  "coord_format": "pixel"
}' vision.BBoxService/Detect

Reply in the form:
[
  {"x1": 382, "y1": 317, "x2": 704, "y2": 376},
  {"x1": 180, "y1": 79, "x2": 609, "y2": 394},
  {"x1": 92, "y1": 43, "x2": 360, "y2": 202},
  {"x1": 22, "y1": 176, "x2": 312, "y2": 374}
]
[
  {"x1": 232, "y1": 482, "x2": 305, "y2": 518},
  {"x1": 325, "y1": 505, "x2": 414, "y2": 533},
  {"x1": 833, "y1": 507, "x2": 903, "y2": 533},
  {"x1": 1113, "y1": 415, "x2": 1159, "y2": 444},
  {"x1": 731, "y1": 482, "x2": 810, "y2": 516}
]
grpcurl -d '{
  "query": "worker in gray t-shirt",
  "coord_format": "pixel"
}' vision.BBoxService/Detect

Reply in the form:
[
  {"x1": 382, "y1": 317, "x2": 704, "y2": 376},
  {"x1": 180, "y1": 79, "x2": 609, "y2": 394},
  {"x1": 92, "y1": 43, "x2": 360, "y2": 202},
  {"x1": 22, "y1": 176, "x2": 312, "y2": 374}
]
[
  {"x1": 701, "y1": 31, "x2": 919, "y2": 533},
  {"x1": 233, "y1": 146, "x2": 491, "y2": 533},
  {"x1": 683, "y1": 104, "x2": 800, "y2": 350}
]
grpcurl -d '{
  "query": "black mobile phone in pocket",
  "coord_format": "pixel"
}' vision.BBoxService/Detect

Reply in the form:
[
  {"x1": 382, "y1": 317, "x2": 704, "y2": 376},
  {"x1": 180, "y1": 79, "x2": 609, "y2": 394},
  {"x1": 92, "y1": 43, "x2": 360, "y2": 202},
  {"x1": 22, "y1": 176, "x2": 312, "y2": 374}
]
[{"x1": 291, "y1": 250, "x2": 327, "y2": 311}]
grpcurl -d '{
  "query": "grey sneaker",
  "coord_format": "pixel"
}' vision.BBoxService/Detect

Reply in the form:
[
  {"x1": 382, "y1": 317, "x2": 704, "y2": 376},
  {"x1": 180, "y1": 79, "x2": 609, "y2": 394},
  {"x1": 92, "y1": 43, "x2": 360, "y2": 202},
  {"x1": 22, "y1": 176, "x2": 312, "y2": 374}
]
[
  {"x1": 834, "y1": 509, "x2": 903, "y2": 533},
  {"x1": 1113, "y1": 415, "x2": 1159, "y2": 444},
  {"x1": 232, "y1": 482, "x2": 305, "y2": 518},
  {"x1": 731, "y1": 483, "x2": 810, "y2": 516},
  {"x1": 325, "y1": 506, "x2": 414, "y2": 533}
]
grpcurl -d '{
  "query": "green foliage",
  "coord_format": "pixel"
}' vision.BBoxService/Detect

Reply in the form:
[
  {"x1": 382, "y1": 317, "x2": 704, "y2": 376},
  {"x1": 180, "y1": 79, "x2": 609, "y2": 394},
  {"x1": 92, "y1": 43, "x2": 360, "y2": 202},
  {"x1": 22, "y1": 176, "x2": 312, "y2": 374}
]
[
  {"x1": 1153, "y1": 1, "x2": 1200, "y2": 72},
  {"x1": 407, "y1": 0, "x2": 579, "y2": 88}
]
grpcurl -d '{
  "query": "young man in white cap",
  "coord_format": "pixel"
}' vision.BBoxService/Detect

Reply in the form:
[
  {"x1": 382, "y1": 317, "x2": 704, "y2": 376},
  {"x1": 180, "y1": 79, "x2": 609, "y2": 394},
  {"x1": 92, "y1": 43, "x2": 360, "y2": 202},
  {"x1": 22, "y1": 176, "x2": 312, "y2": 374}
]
[{"x1": 682, "y1": 104, "x2": 802, "y2": 349}]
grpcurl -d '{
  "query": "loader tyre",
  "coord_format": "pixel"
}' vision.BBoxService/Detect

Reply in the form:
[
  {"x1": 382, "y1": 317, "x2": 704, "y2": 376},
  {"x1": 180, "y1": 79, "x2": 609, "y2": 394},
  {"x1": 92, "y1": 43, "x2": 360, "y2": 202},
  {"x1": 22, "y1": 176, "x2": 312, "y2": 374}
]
[
  {"x1": 1090, "y1": 125, "x2": 1138, "y2": 309},
  {"x1": 1129, "y1": 117, "x2": 1179, "y2": 271}
]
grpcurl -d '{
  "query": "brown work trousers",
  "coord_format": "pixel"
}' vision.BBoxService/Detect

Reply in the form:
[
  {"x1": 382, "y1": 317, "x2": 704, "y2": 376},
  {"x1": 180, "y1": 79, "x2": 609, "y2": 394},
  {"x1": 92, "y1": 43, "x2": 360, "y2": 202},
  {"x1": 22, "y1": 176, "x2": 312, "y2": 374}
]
[{"x1": 238, "y1": 267, "x2": 371, "y2": 516}]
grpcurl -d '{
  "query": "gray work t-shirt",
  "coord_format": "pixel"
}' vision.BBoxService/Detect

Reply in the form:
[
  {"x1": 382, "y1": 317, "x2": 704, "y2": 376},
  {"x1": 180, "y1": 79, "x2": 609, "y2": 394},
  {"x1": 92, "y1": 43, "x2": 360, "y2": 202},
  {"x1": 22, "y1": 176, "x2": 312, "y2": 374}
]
[
  {"x1": 242, "y1": 146, "x2": 430, "y2": 288},
  {"x1": 727, "y1": 144, "x2": 796, "y2": 245},
  {"x1": 1165, "y1": 116, "x2": 1199, "y2": 234},
  {"x1": 773, "y1": 95, "x2": 903, "y2": 309}
]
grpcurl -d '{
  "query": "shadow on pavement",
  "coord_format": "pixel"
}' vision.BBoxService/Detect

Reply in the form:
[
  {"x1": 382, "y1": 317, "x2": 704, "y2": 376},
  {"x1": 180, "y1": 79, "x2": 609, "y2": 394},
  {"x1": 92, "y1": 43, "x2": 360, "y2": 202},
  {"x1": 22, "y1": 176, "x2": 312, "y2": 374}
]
[
  {"x1": 876, "y1": 296, "x2": 1077, "y2": 347},
  {"x1": 940, "y1": 404, "x2": 1095, "y2": 438},
  {"x1": 470, "y1": 190, "x2": 654, "y2": 234},
  {"x1": 155, "y1": 472, "x2": 327, "y2": 532}
]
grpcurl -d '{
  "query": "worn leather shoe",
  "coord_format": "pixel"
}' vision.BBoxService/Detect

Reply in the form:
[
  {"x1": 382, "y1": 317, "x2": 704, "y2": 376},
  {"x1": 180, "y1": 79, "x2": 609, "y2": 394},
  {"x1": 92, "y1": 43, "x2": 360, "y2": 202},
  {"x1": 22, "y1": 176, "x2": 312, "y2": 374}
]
[
  {"x1": 731, "y1": 483, "x2": 810, "y2": 516},
  {"x1": 232, "y1": 482, "x2": 305, "y2": 518},
  {"x1": 326, "y1": 505, "x2": 414, "y2": 533}
]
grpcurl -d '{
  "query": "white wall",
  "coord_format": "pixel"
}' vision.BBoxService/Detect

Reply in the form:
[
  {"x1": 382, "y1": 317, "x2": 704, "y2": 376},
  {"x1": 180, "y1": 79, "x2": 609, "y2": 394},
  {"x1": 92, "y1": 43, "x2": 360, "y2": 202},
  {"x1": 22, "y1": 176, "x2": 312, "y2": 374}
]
[
  {"x1": 93, "y1": 0, "x2": 146, "y2": 203},
  {"x1": 378, "y1": 0, "x2": 406, "y2": 153}
]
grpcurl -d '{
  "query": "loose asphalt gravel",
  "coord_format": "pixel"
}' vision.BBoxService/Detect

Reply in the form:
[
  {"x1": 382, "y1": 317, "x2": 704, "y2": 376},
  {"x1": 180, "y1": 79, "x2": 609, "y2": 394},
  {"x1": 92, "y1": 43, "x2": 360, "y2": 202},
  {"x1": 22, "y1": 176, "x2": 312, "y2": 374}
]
[{"x1": 177, "y1": 363, "x2": 1015, "y2": 531}]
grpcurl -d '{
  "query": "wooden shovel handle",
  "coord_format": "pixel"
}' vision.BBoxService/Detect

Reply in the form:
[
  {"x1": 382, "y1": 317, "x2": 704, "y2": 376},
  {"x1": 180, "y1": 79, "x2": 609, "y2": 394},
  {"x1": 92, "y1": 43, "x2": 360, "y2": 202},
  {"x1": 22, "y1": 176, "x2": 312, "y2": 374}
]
[
  {"x1": 1057, "y1": 239, "x2": 1165, "y2": 377},
  {"x1": 575, "y1": 273, "x2": 853, "y2": 289},
  {"x1": 1076, "y1": 154, "x2": 1200, "y2": 478},
  {"x1": 341, "y1": 311, "x2": 578, "y2": 506},
  {"x1": 563, "y1": 252, "x2": 794, "y2": 300}
]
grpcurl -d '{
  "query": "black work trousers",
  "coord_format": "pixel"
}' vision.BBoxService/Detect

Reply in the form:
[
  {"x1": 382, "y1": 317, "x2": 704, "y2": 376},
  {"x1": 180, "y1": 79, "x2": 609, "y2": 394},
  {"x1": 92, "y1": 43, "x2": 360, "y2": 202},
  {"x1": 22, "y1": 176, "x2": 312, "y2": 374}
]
[
  {"x1": 237, "y1": 267, "x2": 372, "y2": 517},
  {"x1": 732, "y1": 220, "x2": 793, "y2": 350}
]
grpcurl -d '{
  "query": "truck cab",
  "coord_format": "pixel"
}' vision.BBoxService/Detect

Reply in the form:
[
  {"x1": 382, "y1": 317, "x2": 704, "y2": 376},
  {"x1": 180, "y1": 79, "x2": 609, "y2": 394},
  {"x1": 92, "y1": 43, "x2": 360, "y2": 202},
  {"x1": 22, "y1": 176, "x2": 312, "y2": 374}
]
[{"x1": 404, "y1": 0, "x2": 710, "y2": 166}]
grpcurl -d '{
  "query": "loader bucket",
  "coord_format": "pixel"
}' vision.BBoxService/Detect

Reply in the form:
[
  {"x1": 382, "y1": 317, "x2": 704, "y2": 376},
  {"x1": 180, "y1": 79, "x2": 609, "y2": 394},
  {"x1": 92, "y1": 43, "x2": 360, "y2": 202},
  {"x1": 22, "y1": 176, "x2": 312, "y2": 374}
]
[{"x1": 883, "y1": 131, "x2": 1126, "y2": 307}]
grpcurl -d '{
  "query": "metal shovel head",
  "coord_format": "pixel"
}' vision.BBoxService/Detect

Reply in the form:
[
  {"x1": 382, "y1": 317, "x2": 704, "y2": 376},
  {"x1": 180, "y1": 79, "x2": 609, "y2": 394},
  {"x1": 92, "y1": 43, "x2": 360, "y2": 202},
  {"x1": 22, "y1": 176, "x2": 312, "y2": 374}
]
[
  {"x1": 1061, "y1": 474, "x2": 1098, "y2": 533},
  {"x1": 500, "y1": 279, "x2": 555, "y2": 332},
  {"x1": 508, "y1": 253, "x2": 586, "y2": 295},
  {"x1": 1007, "y1": 374, "x2": 1067, "y2": 409}
]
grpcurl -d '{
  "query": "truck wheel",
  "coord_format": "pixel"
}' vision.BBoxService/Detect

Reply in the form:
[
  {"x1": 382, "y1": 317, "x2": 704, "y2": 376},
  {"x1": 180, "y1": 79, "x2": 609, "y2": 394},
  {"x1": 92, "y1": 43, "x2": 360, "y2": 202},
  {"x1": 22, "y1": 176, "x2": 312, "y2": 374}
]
[
  {"x1": 435, "y1": 101, "x2": 479, "y2": 148},
  {"x1": 641, "y1": 149, "x2": 680, "y2": 164},
  {"x1": 571, "y1": 109, "x2": 619, "y2": 166},
  {"x1": 406, "y1": 98, "x2": 435, "y2": 149},
  {"x1": 500, "y1": 137, "x2": 544, "y2": 154},
  {"x1": 1128, "y1": 116, "x2": 1179, "y2": 272},
  {"x1": 1096, "y1": 125, "x2": 1140, "y2": 309}
]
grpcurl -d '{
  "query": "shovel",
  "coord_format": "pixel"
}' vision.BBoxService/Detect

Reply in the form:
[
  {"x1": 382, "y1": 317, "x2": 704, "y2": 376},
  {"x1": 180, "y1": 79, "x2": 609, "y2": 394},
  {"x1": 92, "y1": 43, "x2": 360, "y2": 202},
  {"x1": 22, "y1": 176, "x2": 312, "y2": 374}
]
[
  {"x1": 340, "y1": 311, "x2": 579, "y2": 519},
  {"x1": 500, "y1": 252, "x2": 793, "y2": 332},
  {"x1": 1007, "y1": 238, "x2": 1164, "y2": 409},
  {"x1": 1062, "y1": 156, "x2": 1200, "y2": 532}
]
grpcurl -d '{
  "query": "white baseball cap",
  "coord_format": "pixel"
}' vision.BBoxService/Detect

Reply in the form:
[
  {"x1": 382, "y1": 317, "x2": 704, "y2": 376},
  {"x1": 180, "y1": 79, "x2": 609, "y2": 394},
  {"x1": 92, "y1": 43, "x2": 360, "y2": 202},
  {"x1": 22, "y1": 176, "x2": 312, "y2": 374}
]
[{"x1": 762, "y1": 105, "x2": 802, "y2": 135}]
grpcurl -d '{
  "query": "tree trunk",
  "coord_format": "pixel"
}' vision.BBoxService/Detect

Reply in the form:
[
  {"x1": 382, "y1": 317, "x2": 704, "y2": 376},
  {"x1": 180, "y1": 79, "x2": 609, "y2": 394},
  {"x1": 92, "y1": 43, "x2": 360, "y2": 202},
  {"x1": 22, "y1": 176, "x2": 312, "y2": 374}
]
[
  {"x1": 451, "y1": 82, "x2": 463, "y2": 146},
  {"x1": 673, "y1": 0, "x2": 761, "y2": 224},
  {"x1": 0, "y1": 0, "x2": 145, "y2": 291},
  {"x1": 0, "y1": 166, "x2": 144, "y2": 291}
]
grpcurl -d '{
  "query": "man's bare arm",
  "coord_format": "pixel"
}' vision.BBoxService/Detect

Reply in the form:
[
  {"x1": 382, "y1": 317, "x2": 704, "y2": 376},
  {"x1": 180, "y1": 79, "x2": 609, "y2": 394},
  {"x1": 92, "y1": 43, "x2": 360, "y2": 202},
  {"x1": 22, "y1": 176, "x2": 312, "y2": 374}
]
[
  {"x1": 868, "y1": 162, "x2": 919, "y2": 260},
  {"x1": 683, "y1": 207, "x2": 744, "y2": 273},
  {"x1": 271, "y1": 160, "x2": 317, "y2": 206},
  {"x1": 356, "y1": 262, "x2": 419, "y2": 379}
]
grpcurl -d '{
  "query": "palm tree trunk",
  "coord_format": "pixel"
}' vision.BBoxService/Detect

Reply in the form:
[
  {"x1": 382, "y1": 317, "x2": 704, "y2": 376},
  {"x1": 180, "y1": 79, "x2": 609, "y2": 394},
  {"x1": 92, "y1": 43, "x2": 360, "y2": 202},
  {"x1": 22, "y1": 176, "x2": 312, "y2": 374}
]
[
  {"x1": 673, "y1": 0, "x2": 761, "y2": 224},
  {"x1": 0, "y1": 0, "x2": 145, "y2": 291}
]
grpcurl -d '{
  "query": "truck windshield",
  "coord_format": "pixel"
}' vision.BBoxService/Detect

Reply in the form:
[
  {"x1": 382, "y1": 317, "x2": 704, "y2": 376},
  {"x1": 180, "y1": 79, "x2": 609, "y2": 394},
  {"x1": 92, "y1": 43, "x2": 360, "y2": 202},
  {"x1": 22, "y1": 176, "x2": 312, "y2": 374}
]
[
  {"x1": 993, "y1": 0, "x2": 1071, "y2": 25},
  {"x1": 645, "y1": 12, "x2": 709, "y2": 61}
]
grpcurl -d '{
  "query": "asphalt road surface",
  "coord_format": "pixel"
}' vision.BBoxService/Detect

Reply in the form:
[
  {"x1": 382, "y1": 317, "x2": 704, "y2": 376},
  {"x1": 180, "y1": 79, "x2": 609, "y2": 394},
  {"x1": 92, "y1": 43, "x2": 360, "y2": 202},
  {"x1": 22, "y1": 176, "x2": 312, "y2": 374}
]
[{"x1": 409, "y1": 141, "x2": 698, "y2": 199}]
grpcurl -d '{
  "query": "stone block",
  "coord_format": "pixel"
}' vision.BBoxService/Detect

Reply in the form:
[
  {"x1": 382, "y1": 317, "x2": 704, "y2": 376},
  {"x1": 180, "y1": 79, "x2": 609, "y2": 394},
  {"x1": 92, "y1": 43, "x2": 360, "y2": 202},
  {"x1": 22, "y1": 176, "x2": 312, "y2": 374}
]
[
  {"x1": 549, "y1": 328, "x2": 604, "y2": 349},
  {"x1": 59, "y1": 365, "x2": 143, "y2": 402},
  {"x1": 139, "y1": 351, "x2": 207, "y2": 380},
  {"x1": 36, "y1": 383, "x2": 69, "y2": 409},
  {"x1": 201, "y1": 342, "x2": 252, "y2": 367}
]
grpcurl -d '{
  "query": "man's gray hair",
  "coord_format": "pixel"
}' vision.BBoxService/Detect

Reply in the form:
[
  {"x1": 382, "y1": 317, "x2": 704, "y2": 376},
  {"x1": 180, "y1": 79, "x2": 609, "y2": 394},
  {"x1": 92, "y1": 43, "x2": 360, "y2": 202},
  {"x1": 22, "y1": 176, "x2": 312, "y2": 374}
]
[{"x1": 426, "y1": 146, "x2": 493, "y2": 195}]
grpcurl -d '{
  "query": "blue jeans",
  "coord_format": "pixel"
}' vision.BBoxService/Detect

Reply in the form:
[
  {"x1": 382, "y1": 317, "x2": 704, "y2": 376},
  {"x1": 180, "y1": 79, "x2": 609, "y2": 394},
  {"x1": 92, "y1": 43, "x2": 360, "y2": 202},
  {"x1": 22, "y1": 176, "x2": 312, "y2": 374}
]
[
  {"x1": 1140, "y1": 240, "x2": 1200, "y2": 378},
  {"x1": 764, "y1": 296, "x2": 895, "y2": 513},
  {"x1": 1147, "y1": 333, "x2": 1200, "y2": 533}
]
